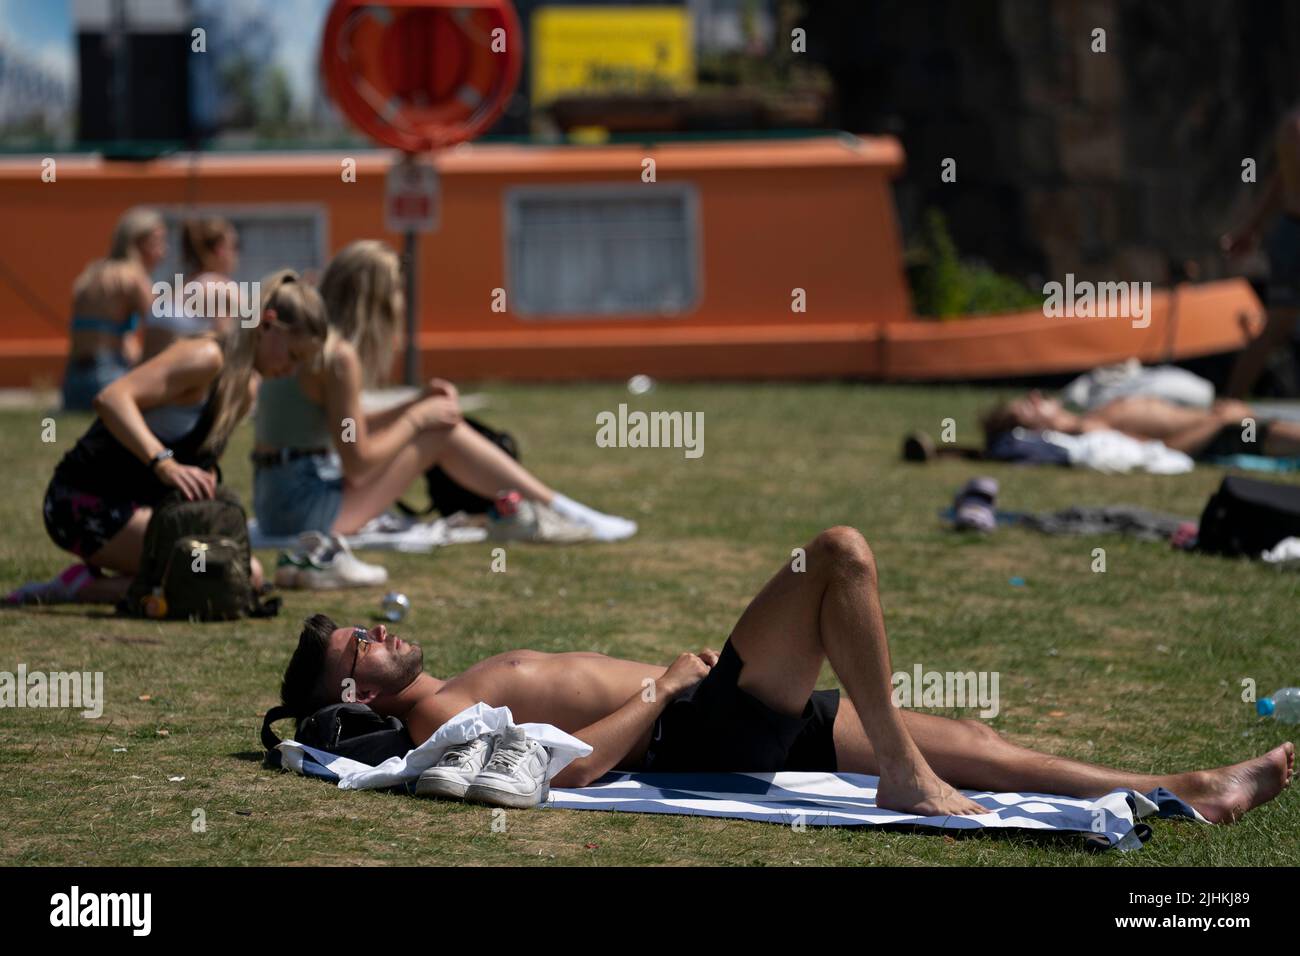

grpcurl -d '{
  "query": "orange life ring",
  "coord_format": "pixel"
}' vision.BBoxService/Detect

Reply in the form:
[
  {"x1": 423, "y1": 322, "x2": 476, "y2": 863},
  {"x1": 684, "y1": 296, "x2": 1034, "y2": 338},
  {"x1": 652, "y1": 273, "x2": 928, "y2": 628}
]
[{"x1": 321, "y1": 0, "x2": 522, "y2": 152}]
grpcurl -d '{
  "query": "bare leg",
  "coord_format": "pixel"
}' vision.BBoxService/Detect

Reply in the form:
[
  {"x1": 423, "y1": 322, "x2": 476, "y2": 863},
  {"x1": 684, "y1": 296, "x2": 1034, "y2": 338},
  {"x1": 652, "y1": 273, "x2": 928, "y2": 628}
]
[
  {"x1": 87, "y1": 508, "x2": 151, "y2": 574},
  {"x1": 435, "y1": 423, "x2": 554, "y2": 503},
  {"x1": 724, "y1": 527, "x2": 984, "y2": 816},
  {"x1": 1163, "y1": 415, "x2": 1236, "y2": 456},
  {"x1": 830, "y1": 702, "x2": 1294, "y2": 824},
  {"x1": 74, "y1": 575, "x2": 134, "y2": 604},
  {"x1": 24, "y1": 508, "x2": 155, "y2": 605},
  {"x1": 334, "y1": 424, "x2": 455, "y2": 533},
  {"x1": 1263, "y1": 419, "x2": 1300, "y2": 455},
  {"x1": 333, "y1": 421, "x2": 555, "y2": 534},
  {"x1": 726, "y1": 527, "x2": 1294, "y2": 820},
  {"x1": 1164, "y1": 399, "x2": 1300, "y2": 457},
  {"x1": 1157, "y1": 399, "x2": 1247, "y2": 456},
  {"x1": 73, "y1": 557, "x2": 260, "y2": 604},
  {"x1": 78, "y1": 511, "x2": 263, "y2": 602}
]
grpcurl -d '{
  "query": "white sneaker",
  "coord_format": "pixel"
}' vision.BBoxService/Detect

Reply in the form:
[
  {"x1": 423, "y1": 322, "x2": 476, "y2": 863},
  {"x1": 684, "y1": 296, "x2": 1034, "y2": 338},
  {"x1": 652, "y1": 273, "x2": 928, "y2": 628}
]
[
  {"x1": 488, "y1": 500, "x2": 595, "y2": 544},
  {"x1": 414, "y1": 735, "x2": 495, "y2": 800},
  {"x1": 464, "y1": 726, "x2": 550, "y2": 809},
  {"x1": 293, "y1": 531, "x2": 389, "y2": 590}
]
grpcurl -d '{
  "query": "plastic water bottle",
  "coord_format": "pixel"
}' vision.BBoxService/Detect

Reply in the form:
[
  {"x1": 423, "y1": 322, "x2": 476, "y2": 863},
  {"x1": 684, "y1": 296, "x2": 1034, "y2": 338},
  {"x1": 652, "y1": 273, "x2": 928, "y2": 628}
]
[{"x1": 1256, "y1": 688, "x2": 1300, "y2": 724}]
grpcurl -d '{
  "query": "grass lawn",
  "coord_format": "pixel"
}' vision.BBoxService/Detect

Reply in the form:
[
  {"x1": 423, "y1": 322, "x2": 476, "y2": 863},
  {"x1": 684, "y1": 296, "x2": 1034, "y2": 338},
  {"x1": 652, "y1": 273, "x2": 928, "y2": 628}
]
[{"x1": 1, "y1": 382, "x2": 1296, "y2": 866}]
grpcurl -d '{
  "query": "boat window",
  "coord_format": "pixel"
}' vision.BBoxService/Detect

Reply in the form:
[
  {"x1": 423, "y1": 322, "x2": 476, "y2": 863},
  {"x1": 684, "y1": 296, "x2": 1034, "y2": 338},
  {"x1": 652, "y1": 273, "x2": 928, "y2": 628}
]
[
  {"x1": 505, "y1": 184, "x2": 700, "y2": 318},
  {"x1": 153, "y1": 205, "x2": 328, "y2": 283}
]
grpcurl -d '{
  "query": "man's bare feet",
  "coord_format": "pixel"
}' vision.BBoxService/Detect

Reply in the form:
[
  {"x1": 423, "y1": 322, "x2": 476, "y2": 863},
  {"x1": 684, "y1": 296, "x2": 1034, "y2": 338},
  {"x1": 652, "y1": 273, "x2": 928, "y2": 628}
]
[
  {"x1": 876, "y1": 767, "x2": 987, "y2": 817},
  {"x1": 1180, "y1": 743, "x2": 1294, "y2": 824}
]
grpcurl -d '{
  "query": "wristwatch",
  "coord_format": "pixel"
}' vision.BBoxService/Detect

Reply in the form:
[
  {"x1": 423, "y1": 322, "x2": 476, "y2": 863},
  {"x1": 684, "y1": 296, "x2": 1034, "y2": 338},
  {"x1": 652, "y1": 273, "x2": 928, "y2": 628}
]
[{"x1": 149, "y1": 448, "x2": 175, "y2": 470}]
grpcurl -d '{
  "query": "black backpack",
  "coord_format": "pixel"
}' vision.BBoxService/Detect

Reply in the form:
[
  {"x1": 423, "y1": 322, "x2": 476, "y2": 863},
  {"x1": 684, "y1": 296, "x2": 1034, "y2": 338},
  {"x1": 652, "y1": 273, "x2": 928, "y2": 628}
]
[
  {"x1": 1196, "y1": 475, "x2": 1300, "y2": 557},
  {"x1": 261, "y1": 703, "x2": 414, "y2": 769},
  {"x1": 121, "y1": 487, "x2": 279, "y2": 620},
  {"x1": 399, "y1": 416, "x2": 519, "y2": 518}
]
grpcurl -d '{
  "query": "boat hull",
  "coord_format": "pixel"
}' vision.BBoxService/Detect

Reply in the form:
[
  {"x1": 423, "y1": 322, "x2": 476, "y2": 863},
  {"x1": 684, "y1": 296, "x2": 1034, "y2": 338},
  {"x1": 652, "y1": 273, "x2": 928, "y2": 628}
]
[{"x1": 0, "y1": 138, "x2": 1262, "y2": 386}]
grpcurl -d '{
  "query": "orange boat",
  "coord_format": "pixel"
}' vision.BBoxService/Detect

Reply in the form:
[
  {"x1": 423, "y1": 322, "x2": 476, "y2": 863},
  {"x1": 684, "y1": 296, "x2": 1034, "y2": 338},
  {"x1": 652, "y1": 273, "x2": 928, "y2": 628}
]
[{"x1": 0, "y1": 134, "x2": 1262, "y2": 387}]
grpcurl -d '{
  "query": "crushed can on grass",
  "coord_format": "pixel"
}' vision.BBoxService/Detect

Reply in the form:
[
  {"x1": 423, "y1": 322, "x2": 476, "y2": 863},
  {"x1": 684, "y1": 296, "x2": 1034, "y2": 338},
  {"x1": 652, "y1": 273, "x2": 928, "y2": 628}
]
[{"x1": 381, "y1": 591, "x2": 411, "y2": 623}]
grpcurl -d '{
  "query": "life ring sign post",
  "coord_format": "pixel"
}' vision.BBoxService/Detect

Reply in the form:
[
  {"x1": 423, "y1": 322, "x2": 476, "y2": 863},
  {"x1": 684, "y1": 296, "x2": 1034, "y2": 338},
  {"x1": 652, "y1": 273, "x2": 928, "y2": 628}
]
[
  {"x1": 385, "y1": 157, "x2": 441, "y2": 385},
  {"x1": 321, "y1": 0, "x2": 523, "y2": 384}
]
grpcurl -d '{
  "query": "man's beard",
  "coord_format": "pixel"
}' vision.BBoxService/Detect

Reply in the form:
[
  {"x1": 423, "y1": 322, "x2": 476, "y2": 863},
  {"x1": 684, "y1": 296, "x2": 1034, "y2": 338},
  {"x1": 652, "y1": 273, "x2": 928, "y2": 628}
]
[{"x1": 384, "y1": 641, "x2": 424, "y2": 691}]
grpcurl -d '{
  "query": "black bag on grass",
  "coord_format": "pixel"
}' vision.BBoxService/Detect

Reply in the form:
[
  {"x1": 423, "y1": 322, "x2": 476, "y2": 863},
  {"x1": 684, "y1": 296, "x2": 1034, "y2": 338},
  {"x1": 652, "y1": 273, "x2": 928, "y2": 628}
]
[
  {"x1": 261, "y1": 703, "x2": 413, "y2": 769},
  {"x1": 398, "y1": 416, "x2": 519, "y2": 517},
  {"x1": 121, "y1": 487, "x2": 279, "y2": 620},
  {"x1": 1196, "y1": 475, "x2": 1300, "y2": 557}
]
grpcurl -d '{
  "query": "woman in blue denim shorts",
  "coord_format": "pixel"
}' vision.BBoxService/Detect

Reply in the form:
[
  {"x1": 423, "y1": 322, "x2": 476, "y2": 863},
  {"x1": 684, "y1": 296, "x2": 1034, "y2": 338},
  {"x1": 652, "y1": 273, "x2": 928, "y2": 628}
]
[{"x1": 252, "y1": 241, "x2": 638, "y2": 543}]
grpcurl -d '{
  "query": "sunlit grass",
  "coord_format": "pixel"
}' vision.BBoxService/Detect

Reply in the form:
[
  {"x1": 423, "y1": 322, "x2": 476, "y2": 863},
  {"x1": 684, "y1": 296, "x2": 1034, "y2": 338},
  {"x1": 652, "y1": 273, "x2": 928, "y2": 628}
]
[{"x1": 1, "y1": 382, "x2": 1295, "y2": 865}]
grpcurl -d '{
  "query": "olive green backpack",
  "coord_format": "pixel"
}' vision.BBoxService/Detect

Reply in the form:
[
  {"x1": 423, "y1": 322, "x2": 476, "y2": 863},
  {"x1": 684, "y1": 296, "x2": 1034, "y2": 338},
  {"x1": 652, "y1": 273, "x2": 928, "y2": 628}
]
[{"x1": 121, "y1": 487, "x2": 279, "y2": 621}]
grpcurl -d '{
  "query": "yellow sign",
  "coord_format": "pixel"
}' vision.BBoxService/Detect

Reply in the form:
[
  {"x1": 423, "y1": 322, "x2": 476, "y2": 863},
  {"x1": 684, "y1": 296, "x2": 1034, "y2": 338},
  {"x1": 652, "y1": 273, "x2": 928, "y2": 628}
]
[{"x1": 531, "y1": 6, "x2": 695, "y2": 105}]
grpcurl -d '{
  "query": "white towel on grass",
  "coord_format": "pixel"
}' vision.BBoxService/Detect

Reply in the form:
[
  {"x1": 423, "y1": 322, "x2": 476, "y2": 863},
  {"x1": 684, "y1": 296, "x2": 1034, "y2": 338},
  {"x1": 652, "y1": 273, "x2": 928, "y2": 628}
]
[
  {"x1": 248, "y1": 511, "x2": 487, "y2": 553},
  {"x1": 1042, "y1": 429, "x2": 1194, "y2": 475},
  {"x1": 277, "y1": 702, "x2": 591, "y2": 788},
  {"x1": 276, "y1": 704, "x2": 1204, "y2": 851},
  {"x1": 545, "y1": 771, "x2": 1206, "y2": 851},
  {"x1": 1261, "y1": 536, "x2": 1300, "y2": 567}
]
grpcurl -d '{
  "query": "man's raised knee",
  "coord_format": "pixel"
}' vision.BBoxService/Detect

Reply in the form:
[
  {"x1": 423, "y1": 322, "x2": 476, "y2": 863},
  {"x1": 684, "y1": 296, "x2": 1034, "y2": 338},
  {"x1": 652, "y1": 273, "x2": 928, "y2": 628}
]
[
  {"x1": 962, "y1": 718, "x2": 999, "y2": 742},
  {"x1": 810, "y1": 526, "x2": 875, "y2": 578}
]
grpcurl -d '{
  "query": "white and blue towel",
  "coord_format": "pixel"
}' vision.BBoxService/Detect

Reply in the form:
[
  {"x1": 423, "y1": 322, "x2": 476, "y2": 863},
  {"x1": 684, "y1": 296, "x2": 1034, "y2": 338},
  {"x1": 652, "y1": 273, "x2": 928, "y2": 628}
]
[
  {"x1": 276, "y1": 703, "x2": 591, "y2": 787},
  {"x1": 249, "y1": 512, "x2": 487, "y2": 553},
  {"x1": 547, "y1": 771, "x2": 1205, "y2": 851},
  {"x1": 275, "y1": 704, "x2": 1204, "y2": 851}
]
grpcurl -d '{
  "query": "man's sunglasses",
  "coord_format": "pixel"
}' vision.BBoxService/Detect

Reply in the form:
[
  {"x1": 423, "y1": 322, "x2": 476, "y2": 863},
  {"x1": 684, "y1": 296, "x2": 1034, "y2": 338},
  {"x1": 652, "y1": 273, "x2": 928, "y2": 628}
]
[{"x1": 349, "y1": 627, "x2": 379, "y2": 680}]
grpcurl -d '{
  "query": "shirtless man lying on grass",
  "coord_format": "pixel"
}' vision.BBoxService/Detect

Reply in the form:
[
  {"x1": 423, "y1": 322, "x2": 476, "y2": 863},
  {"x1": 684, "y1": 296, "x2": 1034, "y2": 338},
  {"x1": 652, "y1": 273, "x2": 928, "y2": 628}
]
[
  {"x1": 983, "y1": 390, "x2": 1300, "y2": 459},
  {"x1": 278, "y1": 526, "x2": 1293, "y2": 822}
]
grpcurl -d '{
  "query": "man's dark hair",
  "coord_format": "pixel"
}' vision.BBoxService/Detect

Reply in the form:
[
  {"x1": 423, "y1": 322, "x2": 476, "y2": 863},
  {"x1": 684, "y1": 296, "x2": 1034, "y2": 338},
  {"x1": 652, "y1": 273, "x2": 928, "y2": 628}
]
[
  {"x1": 280, "y1": 614, "x2": 338, "y2": 727},
  {"x1": 980, "y1": 400, "x2": 1021, "y2": 443}
]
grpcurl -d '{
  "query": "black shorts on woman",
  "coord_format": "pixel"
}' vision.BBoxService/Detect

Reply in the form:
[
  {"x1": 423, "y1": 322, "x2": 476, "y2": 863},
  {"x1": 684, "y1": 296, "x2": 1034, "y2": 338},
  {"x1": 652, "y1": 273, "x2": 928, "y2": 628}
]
[{"x1": 43, "y1": 397, "x2": 221, "y2": 560}]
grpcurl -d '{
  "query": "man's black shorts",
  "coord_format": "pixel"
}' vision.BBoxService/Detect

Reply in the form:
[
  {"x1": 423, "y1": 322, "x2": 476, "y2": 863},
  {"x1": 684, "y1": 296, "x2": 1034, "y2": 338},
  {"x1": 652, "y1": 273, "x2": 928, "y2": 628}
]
[
  {"x1": 1198, "y1": 420, "x2": 1273, "y2": 459},
  {"x1": 642, "y1": 640, "x2": 840, "y2": 773}
]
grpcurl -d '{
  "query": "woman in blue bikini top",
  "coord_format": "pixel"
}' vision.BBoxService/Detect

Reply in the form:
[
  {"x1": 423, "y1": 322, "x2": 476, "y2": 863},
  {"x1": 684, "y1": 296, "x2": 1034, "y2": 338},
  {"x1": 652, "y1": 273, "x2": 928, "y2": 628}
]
[{"x1": 62, "y1": 207, "x2": 167, "y2": 410}]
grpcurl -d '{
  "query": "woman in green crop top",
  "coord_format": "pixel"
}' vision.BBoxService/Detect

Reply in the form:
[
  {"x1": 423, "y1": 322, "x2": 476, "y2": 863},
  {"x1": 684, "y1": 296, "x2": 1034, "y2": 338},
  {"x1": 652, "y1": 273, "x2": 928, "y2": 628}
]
[{"x1": 252, "y1": 240, "x2": 638, "y2": 543}]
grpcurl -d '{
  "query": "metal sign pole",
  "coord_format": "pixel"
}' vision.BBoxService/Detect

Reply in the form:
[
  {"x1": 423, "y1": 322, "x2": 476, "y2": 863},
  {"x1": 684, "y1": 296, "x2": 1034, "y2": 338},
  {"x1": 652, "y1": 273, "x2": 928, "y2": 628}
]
[
  {"x1": 389, "y1": 151, "x2": 440, "y2": 387},
  {"x1": 403, "y1": 226, "x2": 420, "y2": 387}
]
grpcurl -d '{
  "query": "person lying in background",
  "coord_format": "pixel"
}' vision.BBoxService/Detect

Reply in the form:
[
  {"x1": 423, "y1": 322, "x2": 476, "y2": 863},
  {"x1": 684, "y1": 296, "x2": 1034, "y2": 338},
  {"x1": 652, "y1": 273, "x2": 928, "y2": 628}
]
[
  {"x1": 142, "y1": 217, "x2": 241, "y2": 360},
  {"x1": 252, "y1": 240, "x2": 637, "y2": 555},
  {"x1": 983, "y1": 389, "x2": 1300, "y2": 459},
  {"x1": 62, "y1": 207, "x2": 166, "y2": 410},
  {"x1": 7, "y1": 271, "x2": 327, "y2": 606},
  {"x1": 277, "y1": 527, "x2": 1293, "y2": 822}
]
